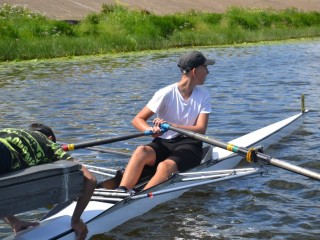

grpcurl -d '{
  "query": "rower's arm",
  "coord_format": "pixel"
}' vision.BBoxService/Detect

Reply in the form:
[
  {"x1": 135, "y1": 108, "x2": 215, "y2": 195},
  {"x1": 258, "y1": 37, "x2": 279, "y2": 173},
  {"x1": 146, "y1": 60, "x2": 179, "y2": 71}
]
[
  {"x1": 169, "y1": 113, "x2": 209, "y2": 134},
  {"x1": 71, "y1": 166, "x2": 96, "y2": 240}
]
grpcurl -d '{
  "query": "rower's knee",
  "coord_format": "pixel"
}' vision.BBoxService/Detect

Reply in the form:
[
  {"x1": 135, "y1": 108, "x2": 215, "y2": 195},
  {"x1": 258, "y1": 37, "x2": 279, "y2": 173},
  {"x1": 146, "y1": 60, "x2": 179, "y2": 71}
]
[
  {"x1": 132, "y1": 145, "x2": 156, "y2": 165},
  {"x1": 135, "y1": 145, "x2": 154, "y2": 155},
  {"x1": 156, "y1": 161, "x2": 178, "y2": 178}
]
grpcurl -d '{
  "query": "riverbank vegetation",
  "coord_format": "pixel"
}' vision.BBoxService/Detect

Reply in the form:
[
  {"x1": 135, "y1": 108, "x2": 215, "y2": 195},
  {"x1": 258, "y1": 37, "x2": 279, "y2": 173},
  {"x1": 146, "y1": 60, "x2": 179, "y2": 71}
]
[{"x1": 1, "y1": 3, "x2": 320, "y2": 61}]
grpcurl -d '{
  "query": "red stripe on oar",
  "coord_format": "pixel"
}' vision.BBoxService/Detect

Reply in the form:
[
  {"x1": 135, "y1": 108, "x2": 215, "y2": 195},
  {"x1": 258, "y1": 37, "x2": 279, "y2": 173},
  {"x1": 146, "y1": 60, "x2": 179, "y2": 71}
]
[{"x1": 61, "y1": 144, "x2": 69, "y2": 151}]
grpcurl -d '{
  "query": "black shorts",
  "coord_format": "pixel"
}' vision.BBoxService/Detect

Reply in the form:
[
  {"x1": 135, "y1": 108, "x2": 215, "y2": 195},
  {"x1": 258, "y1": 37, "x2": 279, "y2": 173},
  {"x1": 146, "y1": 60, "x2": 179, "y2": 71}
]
[
  {"x1": 0, "y1": 142, "x2": 12, "y2": 174},
  {"x1": 147, "y1": 136, "x2": 203, "y2": 172}
]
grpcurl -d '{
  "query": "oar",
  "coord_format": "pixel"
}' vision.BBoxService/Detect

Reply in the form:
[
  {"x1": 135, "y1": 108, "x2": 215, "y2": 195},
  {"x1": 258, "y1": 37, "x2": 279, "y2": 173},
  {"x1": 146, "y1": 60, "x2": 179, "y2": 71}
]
[
  {"x1": 161, "y1": 123, "x2": 320, "y2": 181},
  {"x1": 57, "y1": 142, "x2": 132, "y2": 157},
  {"x1": 61, "y1": 130, "x2": 153, "y2": 151},
  {"x1": 85, "y1": 146, "x2": 132, "y2": 157}
]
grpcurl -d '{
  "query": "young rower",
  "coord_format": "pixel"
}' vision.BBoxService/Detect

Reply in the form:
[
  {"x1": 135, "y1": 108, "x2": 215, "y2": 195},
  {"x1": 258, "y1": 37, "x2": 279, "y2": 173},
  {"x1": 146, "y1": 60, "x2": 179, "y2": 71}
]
[{"x1": 117, "y1": 51, "x2": 215, "y2": 192}]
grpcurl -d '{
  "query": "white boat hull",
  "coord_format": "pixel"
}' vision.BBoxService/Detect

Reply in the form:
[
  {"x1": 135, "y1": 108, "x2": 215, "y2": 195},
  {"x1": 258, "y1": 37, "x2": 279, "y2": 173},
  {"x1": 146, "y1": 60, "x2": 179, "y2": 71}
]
[{"x1": 6, "y1": 111, "x2": 307, "y2": 240}]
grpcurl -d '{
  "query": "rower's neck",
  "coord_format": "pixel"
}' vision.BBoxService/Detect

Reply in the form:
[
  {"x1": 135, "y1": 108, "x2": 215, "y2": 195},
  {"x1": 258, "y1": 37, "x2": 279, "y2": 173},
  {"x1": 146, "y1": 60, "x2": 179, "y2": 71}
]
[{"x1": 177, "y1": 80, "x2": 195, "y2": 101}]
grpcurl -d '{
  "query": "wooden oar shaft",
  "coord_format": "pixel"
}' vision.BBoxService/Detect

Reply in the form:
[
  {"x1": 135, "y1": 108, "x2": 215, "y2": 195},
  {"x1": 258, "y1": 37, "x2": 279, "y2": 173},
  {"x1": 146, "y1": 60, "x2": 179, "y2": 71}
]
[
  {"x1": 61, "y1": 132, "x2": 146, "y2": 151},
  {"x1": 164, "y1": 124, "x2": 320, "y2": 181}
]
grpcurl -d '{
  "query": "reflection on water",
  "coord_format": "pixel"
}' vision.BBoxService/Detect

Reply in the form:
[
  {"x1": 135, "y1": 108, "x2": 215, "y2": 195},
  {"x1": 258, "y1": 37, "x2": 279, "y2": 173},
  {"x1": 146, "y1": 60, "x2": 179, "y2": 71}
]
[{"x1": 0, "y1": 39, "x2": 319, "y2": 239}]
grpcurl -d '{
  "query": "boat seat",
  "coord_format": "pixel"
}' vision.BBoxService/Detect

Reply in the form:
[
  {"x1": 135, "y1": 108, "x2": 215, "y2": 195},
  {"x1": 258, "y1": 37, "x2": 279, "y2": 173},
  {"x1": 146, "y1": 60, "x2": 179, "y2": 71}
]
[{"x1": 0, "y1": 160, "x2": 84, "y2": 218}]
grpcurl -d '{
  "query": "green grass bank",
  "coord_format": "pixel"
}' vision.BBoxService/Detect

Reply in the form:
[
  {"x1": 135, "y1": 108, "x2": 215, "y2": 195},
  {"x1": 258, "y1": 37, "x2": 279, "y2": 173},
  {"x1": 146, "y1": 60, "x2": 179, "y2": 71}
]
[{"x1": 1, "y1": 3, "x2": 320, "y2": 62}]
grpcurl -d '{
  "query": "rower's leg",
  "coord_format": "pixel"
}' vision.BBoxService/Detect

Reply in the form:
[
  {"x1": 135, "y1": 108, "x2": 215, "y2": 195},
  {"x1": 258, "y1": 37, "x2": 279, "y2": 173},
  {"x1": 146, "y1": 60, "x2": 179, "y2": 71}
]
[
  {"x1": 119, "y1": 145, "x2": 156, "y2": 190},
  {"x1": 98, "y1": 170, "x2": 123, "y2": 189},
  {"x1": 143, "y1": 159, "x2": 178, "y2": 190}
]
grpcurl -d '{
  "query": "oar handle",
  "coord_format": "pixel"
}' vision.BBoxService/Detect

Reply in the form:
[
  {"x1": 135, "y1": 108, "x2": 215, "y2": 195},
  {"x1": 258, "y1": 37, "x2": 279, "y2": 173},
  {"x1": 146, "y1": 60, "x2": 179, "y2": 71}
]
[
  {"x1": 161, "y1": 123, "x2": 320, "y2": 181},
  {"x1": 61, "y1": 130, "x2": 154, "y2": 151}
]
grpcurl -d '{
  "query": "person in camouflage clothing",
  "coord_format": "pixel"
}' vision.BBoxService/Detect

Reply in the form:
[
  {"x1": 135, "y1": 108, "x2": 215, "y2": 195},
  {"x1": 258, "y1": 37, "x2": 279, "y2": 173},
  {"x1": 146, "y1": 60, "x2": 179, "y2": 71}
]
[{"x1": 1, "y1": 123, "x2": 96, "y2": 240}]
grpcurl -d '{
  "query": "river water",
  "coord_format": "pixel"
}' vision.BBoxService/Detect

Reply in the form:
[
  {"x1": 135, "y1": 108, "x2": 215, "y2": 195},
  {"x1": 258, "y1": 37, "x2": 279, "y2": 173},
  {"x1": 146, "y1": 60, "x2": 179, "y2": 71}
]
[{"x1": 0, "y1": 39, "x2": 319, "y2": 239}]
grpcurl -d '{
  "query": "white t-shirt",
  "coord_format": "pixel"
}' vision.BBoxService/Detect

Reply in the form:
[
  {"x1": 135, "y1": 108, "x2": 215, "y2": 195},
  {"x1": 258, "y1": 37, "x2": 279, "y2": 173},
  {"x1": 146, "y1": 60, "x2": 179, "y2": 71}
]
[{"x1": 147, "y1": 83, "x2": 211, "y2": 139}]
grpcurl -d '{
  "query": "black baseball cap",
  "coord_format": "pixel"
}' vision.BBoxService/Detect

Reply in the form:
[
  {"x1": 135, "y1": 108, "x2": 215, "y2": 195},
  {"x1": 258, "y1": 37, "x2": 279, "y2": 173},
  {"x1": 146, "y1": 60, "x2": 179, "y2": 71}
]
[
  {"x1": 29, "y1": 123, "x2": 57, "y2": 143},
  {"x1": 178, "y1": 51, "x2": 215, "y2": 73}
]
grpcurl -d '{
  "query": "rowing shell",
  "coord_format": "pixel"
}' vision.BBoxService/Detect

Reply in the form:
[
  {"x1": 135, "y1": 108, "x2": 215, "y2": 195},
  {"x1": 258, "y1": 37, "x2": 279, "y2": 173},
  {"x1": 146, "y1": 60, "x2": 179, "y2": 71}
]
[{"x1": 6, "y1": 109, "x2": 307, "y2": 240}]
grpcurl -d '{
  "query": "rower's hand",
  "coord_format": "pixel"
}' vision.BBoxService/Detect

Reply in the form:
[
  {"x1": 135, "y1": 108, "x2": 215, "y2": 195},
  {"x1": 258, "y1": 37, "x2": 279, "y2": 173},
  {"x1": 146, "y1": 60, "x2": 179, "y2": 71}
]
[
  {"x1": 150, "y1": 118, "x2": 167, "y2": 137},
  {"x1": 71, "y1": 219, "x2": 88, "y2": 240}
]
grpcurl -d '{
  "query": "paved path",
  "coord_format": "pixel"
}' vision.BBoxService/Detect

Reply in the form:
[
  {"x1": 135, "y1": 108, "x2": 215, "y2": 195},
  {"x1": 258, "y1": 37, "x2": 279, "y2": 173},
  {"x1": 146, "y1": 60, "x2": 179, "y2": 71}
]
[{"x1": 1, "y1": 0, "x2": 320, "y2": 20}]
